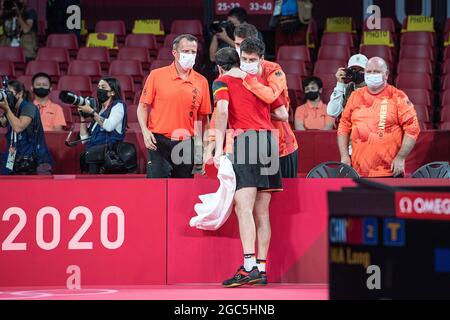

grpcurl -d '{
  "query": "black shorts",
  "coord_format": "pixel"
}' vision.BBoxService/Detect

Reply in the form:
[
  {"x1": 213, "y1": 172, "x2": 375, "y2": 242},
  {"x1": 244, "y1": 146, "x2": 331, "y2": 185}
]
[
  {"x1": 231, "y1": 130, "x2": 283, "y2": 192},
  {"x1": 280, "y1": 149, "x2": 298, "y2": 178},
  {"x1": 147, "y1": 134, "x2": 195, "y2": 178}
]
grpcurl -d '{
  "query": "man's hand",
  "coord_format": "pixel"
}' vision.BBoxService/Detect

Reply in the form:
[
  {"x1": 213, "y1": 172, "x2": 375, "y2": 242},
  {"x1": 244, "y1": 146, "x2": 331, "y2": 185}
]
[
  {"x1": 391, "y1": 156, "x2": 406, "y2": 177},
  {"x1": 216, "y1": 28, "x2": 229, "y2": 41},
  {"x1": 143, "y1": 129, "x2": 157, "y2": 151},
  {"x1": 0, "y1": 100, "x2": 10, "y2": 112},
  {"x1": 77, "y1": 103, "x2": 94, "y2": 115},
  {"x1": 336, "y1": 67, "x2": 347, "y2": 84},
  {"x1": 341, "y1": 155, "x2": 351, "y2": 166}
]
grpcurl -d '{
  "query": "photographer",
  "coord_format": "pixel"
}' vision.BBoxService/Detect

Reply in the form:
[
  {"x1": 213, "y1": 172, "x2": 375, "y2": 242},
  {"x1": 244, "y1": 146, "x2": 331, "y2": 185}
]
[
  {"x1": 0, "y1": 0, "x2": 38, "y2": 59},
  {"x1": 326, "y1": 54, "x2": 368, "y2": 118},
  {"x1": 77, "y1": 77, "x2": 127, "y2": 174},
  {"x1": 0, "y1": 80, "x2": 52, "y2": 175}
]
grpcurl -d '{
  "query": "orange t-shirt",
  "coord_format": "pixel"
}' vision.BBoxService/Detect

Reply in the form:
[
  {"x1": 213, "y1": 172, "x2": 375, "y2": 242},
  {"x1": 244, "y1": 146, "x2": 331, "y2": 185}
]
[
  {"x1": 337, "y1": 85, "x2": 421, "y2": 177},
  {"x1": 295, "y1": 100, "x2": 335, "y2": 130},
  {"x1": 243, "y1": 60, "x2": 298, "y2": 157},
  {"x1": 33, "y1": 99, "x2": 66, "y2": 131},
  {"x1": 139, "y1": 62, "x2": 212, "y2": 139}
]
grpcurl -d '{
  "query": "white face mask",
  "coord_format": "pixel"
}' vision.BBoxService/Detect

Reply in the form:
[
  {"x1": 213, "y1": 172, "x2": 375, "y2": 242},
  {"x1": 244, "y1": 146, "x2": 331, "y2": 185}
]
[
  {"x1": 364, "y1": 73, "x2": 384, "y2": 90},
  {"x1": 178, "y1": 53, "x2": 196, "y2": 70},
  {"x1": 240, "y1": 61, "x2": 259, "y2": 75}
]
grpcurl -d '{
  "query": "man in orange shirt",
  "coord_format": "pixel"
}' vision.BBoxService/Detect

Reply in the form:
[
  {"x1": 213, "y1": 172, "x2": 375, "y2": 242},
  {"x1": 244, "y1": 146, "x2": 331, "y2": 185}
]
[
  {"x1": 137, "y1": 34, "x2": 212, "y2": 178},
  {"x1": 231, "y1": 23, "x2": 299, "y2": 178},
  {"x1": 295, "y1": 76, "x2": 335, "y2": 130},
  {"x1": 32, "y1": 73, "x2": 66, "y2": 131},
  {"x1": 338, "y1": 57, "x2": 421, "y2": 177}
]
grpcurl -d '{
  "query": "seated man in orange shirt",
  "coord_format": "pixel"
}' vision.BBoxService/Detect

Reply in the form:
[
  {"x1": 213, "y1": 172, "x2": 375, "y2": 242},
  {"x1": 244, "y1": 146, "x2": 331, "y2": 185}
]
[
  {"x1": 32, "y1": 73, "x2": 66, "y2": 131},
  {"x1": 294, "y1": 76, "x2": 335, "y2": 130},
  {"x1": 337, "y1": 57, "x2": 421, "y2": 177}
]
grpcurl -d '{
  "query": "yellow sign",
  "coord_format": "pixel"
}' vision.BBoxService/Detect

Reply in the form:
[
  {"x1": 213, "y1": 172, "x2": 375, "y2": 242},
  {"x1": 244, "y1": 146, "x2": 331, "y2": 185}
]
[
  {"x1": 363, "y1": 31, "x2": 394, "y2": 47},
  {"x1": 132, "y1": 19, "x2": 165, "y2": 35},
  {"x1": 86, "y1": 33, "x2": 117, "y2": 49},
  {"x1": 0, "y1": 25, "x2": 3, "y2": 36},
  {"x1": 80, "y1": 20, "x2": 88, "y2": 36},
  {"x1": 445, "y1": 33, "x2": 450, "y2": 47},
  {"x1": 306, "y1": 31, "x2": 315, "y2": 49},
  {"x1": 325, "y1": 17, "x2": 353, "y2": 33},
  {"x1": 406, "y1": 15, "x2": 434, "y2": 32}
]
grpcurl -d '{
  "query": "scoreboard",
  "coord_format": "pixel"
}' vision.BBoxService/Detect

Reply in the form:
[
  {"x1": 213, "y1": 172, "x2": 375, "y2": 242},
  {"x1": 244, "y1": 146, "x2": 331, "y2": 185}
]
[{"x1": 215, "y1": 0, "x2": 274, "y2": 15}]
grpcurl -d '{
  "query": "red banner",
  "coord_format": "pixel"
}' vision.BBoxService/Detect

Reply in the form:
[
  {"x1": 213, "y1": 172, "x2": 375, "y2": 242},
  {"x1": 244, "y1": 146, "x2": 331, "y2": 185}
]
[
  {"x1": 215, "y1": 0, "x2": 274, "y2": 15},
  {"x1": 396, "y1": 192, "x2": 450, "y2": 220},
  {"x1": 0, "y1": 179, "x2": 167, "y2": 286}
]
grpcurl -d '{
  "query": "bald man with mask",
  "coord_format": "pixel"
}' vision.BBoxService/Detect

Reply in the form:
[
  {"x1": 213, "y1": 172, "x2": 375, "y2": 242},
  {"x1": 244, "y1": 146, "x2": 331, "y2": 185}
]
[{"x1": 337, "y1": 57, "x2": 421, "y2": 178}]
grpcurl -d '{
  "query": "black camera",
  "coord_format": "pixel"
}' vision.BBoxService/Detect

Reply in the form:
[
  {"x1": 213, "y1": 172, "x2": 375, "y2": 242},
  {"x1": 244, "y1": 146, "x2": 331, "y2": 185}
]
[
  {"x1": 209, "y1": 20, "x2": 235, "y2": 38},
  {"x1": 344, "y1": 68, "x2": 365, "y2": 85},
  {"x1": 59, "y1": 90, "x2": 98, "y2": 117},
  {"x1": 2, "y1": 0, "x2": 24, "y2": 20},
  {"x1": 0, "y1": 76, "x2": 17, "y2": 112}
]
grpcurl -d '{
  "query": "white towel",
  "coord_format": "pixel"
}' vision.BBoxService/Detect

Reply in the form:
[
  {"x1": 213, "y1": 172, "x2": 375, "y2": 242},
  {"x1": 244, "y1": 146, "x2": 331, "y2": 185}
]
[{"x1": 190, "y1": 155, "x2": 236, "y2": 230}]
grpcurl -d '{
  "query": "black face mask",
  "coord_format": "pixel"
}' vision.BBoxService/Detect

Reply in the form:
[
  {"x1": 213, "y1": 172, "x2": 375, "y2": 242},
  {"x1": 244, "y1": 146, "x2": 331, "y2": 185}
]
[
  {"x1": 353, "y1": 72, "x2": 365, "y2": 85},
  {"x1": 305, "y1": 91, "x2": 320, "y2": 101},
  {"x1": 33, "y1": 87, "x2": 50, "y2": 98},
  {"x1": 97, "y1": 89, "x2": 111, "y2": 104}
]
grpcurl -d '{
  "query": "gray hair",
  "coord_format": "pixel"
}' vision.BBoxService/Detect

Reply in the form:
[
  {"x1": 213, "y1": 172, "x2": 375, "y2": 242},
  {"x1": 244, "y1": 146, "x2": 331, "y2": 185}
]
[{"x1": 172, "y1": 34, "x2": 198, "y2": 50}]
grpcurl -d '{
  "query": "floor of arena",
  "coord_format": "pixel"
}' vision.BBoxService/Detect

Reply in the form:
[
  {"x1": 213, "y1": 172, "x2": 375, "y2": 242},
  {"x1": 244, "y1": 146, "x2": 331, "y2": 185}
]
[{"x1": 0, "y1": 284, "x2": 328, "y2": 300}]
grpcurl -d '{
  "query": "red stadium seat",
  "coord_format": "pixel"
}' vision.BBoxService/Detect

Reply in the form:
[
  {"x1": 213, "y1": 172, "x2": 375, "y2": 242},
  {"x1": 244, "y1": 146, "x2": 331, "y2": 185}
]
[
  {"x1": 67, "y1": 60, "x2": 102, "y2": 83},
  {"x1": 285, "y1": 73, "x2": 304, "y2": 102},
  {"x1": 109, "y1": 60, "x2": 144, "y2": 83},
  {"x1": 0, "y1": 61, "x2": 16, "y2": 78},
  {"x1": 125, "y1": 34, "x2": 158, "y2": 57},
  {"x1": 401, "y1": 88, "x2": 431, "y2": 108},
  {"x1": 127, "y1": 104, "x2": 139, "y2": 123},
  {"x1": 0, "y1": 47, "x2": 26, "y2": 73},
  {"x1": 117, "y1": 47, "x2": 151, "y2": 71},
  {"x1": 163, "y1": 33, "x2": 180, "y2": 48},
  {"x1": 396, "y1": 73, "x2": 432, "y2": 91},
  {"x1": 413, "y1": 104, "x2": 431, "y2": 123},
  {"x1": 397, "y1": 59, "x2": 433, "y2": 74},
  {"x1": 441, "y1": 75, "x2": 450, "y2": 90},
  {"x1": 171, "y1": 20, "x2": 203, "y2": 36},
  {"x1": 321, "y1": 87, "x2": 335, "y2": 104},
  {"x1": 150, "y1": 59, "x2": 173, "y2": 71},
  {"x1": 317, "y1": 45, "x2": 351, "y2": 61},
  {"x1": 441, "y1": 105, "x2": 450, "y2": 122},
  {"x1": 441, "y1": 60, "x2": 450, "y2": 75},
  {"x1": 359, "y1": 45, "x2": 393, "y2": 64},
  {"x1": 400, "y1": 31, "x2": 435, "y2": 47},
  {"x1": 57, "y1": 75, "x2": 93, "y2": 96},
  {"x1": 95, "y1": 20, "x2": 126, "y2": 44},
  {"x1": 277, "y1": 60, "x2": 308, "y2": 77},
  {"x1": 313, "y1": 60, "x2": 346, "y2": 75},
  {"x1": 36, "y1": 48, "x2": 70, "y2": 72},
  {"x1": 440, "y1": 121, "x2": 450, "y2": 130},
  {"x1": 321, "y1": 32, "x2": 354, "y2": 47},
  {"x1": 16, "y1": 75, "x2": 34, "y2": 89},
  {"x1": 277, "y1": 45, "x2": 311, "y2": 62},
  {"x1": 399, "y1": 45, "x2": 434, "y2": 61},
  {"x1": 157, "y1": 47, "x2": 174, "y2": 60},
  {"x1": 114, "y1": 75, "x2": 135, "y2": 103},
  {"x1": 76, "y1": 47, "x2": 110, "y2": 72},
  {"x1": 133, "y1": 89, "x2": 142, "y2": 104},
  {"x1": 25, "y1": 61, "x2": 61, "y2": 82},
  {"x1": 312, "y1": 73, "x2": 338, "y2": 91},
  {"x1": 363, "y1": 17, "x2": 396, "y2": 32},
  {"x1": 46, "y1": 34, "x2": 79, "y2": 57}
]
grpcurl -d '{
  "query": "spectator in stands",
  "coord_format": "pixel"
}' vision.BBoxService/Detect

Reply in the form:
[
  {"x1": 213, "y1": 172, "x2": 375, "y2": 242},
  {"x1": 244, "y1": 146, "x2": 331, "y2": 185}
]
[
  {"x1": 229, "y1": 24, "x2": 299, "y2": 178},
  {"x1": 295, "y1": 76, "x2": 335, "y2": 130},
  {"x1": 327, "y1": 54, "x2": 368, "y2": 118},
  {"x1": 78, "y1": 77, "x2": 127, "y2": 174},
  {"x1": 138, "y1": 34, "x2": 211, "y2": 179},
  {"x1": 0, "y1": 80, "x2": 52, "y2": 175},
  {"x1": 271, "y1": 0, "x2": 313, "y2": 52},
  {"x1": 0, "y1": 0, "x2": 38, "y2": 59},
  {"x1": 32, "y1": 72, "x2": 66, "y2": 132},
  {"x1": 338, "y1": 57, "x2": 421, "y2": 178}
]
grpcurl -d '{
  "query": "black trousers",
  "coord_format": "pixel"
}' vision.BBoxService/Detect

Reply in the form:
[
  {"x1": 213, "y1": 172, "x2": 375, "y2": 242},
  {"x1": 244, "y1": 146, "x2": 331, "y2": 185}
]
[{"x1": 280, "y1": 149, "x2": 298, "y2": 178}]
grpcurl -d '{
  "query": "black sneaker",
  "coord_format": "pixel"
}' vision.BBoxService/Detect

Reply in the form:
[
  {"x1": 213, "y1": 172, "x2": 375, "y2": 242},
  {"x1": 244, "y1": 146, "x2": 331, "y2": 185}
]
[
  {"x1": 222, "y1": 266, "x2": 259, "y2": 288},
  {"x1": 250, "y1": 271, "x2": 268, "y2": 286}
]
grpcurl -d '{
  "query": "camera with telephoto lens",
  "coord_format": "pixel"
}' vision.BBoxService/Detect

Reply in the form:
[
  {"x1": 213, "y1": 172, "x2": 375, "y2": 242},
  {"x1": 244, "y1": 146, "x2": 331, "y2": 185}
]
[
  {"x1": 59, "y1": 90, "x2": 98, "y2": 116},
  {"x1": 209, "y1": 20, "x2": 235, "y2": 38},
  {"x1": 344, "y1": 68, "x2": 364, "y2": 85},
  {"x1": 0, "y1": 76, "x2": 17, "y2": 113}
]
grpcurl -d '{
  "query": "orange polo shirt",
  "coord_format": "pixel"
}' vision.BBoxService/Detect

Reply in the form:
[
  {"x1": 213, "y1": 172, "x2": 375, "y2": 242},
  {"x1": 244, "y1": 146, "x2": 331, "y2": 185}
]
[
  {"x1": 295, "y1": 100, "x2": 335, "y2": 130},
  {"x1": 33, "y1": 98, "x2": 66, "y2": 131},
  {"x1": 139, "y1": 62, "x2": 212, "y2": 139},
  {"x1": 338, "y1": 85, "x2": 421, "y2": 177},
  {"x1": 242, "y1": 60, "x2": 298, "y2": 157}
]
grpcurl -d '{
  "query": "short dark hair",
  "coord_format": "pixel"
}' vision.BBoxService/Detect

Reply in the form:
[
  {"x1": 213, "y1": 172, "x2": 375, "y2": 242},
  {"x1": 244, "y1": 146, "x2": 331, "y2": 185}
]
[
  {"x1": 215, "y1": 48, "x2": 240, "y2": 71},
  {"x1": 228, "y1": 7, "x2": 248, "y2": 23},
  {"x1": 32, "y1": 72, "x2": 52, "y2": 86},
  {"x1": 240, "y1": 37, "x2": 265, "y2": 57},
  {"x1": 172, "y1": 34, "x2": 198, "y2": 50},
  {"x1": 234, "y1": 23, "x2": 258, "y2": 39},
  {"x1": 302, "y1": 76, "x2": 323, "y2": 90},
  {"x1": 101, "y1": 76, "x2": 123, "y2": 101}
]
